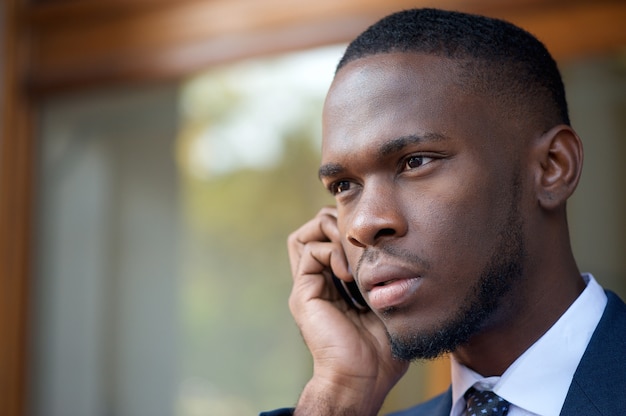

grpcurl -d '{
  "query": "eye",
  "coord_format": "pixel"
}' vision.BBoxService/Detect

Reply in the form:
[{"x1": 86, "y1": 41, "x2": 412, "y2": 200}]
[
  {"x1": 404, "y1": 155, "x2": 434, "y2": 170},
  {"x1": 328, "y1": 180, "x2": 352, "y2": 196}
]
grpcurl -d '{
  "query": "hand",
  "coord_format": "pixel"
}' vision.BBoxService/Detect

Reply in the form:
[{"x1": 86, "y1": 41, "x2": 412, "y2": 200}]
[{"x1": 287, "y1": 207, "x2": 409, "y2": 416}]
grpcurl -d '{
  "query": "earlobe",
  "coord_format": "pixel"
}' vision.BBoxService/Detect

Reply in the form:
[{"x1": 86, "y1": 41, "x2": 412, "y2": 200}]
[{"x1": 534, "y1": 125, "x2": 583, "y2": 210}]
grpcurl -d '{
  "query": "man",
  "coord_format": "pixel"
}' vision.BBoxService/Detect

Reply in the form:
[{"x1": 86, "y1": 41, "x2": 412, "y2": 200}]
[{"x1": 263, "y1": 8, "x2": 626, "y2": 416}]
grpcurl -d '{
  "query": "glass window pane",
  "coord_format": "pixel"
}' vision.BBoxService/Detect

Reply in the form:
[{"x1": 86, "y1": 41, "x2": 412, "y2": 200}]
[{"x1": 31, "y1": 45, "x2": 343, "y2": 416}]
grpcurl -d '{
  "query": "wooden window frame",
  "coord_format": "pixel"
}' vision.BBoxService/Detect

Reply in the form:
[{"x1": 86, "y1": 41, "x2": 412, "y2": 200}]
[{"x1": 2, "y1": 0, "x2": 625, "y2": 414}]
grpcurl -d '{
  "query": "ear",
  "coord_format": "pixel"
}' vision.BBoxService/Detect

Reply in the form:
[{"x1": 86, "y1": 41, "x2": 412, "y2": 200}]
[{"x1": 533, "y1": 125, "x2": 583, "y2": 210}]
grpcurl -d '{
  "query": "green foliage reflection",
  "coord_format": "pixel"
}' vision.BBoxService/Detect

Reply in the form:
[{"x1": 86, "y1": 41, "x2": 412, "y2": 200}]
[{"x1": 175, "y1": 48, "x2": 340, "y2": 416}]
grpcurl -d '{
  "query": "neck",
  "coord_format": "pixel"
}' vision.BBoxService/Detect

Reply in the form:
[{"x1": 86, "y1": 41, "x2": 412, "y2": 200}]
[{"x1": 452, "y1": 251, "x2": 584, "y2": 376}]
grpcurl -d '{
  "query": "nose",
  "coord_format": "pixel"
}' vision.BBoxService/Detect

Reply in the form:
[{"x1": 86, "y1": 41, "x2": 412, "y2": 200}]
[{"x1": 345, "y1": 181, "x2": 407, "y2": 248}]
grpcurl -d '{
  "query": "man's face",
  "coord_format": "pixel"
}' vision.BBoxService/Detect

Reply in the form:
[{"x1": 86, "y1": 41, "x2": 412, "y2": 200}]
[{"x1": 320, "y1": 53, "x2": 529, "y2": 360}]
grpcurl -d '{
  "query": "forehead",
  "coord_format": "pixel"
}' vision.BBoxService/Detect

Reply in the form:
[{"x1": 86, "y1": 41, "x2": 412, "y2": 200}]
[
  {"x1": 328, "y1": 54, "x2": 456, "y2": 115},
  {"x1": 327, "y1": 52, "x2": 464, "y2": 107},
  {"x1": 321, "y1": 53, "x2": 487, "y2": 157}
]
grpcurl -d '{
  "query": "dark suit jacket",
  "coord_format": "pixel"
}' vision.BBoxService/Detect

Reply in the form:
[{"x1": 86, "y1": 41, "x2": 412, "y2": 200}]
[{"x1": 262, "y1": 291, "x2": 626, "y2": 416}]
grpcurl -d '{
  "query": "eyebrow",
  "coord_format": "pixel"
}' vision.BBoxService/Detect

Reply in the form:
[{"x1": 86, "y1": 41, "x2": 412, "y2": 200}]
[
  {"x1": 318, "y1": 132, "x2": 450, "y2": 180},
  {"x1": 379, "y1": 132, "x2": 449, "y2": 157},
  {"x1": 318, "y1": 163, "x2": 344, "y2": 180}
]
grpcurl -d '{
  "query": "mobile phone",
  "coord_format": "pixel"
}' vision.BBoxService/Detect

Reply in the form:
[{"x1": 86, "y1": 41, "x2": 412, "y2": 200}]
[{"x1": 331, "y1": 272, "x2": 369, "y2": 311}]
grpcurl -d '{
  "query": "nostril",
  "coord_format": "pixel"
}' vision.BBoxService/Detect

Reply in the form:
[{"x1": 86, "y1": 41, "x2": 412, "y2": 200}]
[
  {"x1": 348, "y1": 236, "x2": 366, "y2": 248},
  {"x1": 348, "y1": 227, "x2": 396, "y2": 247},
  {"x1": 374, "y1": 228, "x2": 395, "y2": 240}
]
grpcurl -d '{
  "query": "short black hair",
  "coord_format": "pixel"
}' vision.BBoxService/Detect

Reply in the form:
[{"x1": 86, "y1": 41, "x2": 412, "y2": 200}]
[{"x1": 338, "y1": 8, "x2": 570, "y2": 127}]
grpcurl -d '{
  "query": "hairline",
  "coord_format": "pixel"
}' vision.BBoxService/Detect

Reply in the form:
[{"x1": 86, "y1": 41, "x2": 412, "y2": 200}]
[{"x1": 335, "y1": 49, "x2": 565, "y2": 134}]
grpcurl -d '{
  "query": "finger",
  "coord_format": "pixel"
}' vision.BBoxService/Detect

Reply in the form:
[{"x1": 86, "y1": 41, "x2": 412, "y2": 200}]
[
  {"x1": 286, "y1": 242, "x2": 352, "y2": 326},
  {"x1": 289, "y1": 207, "x2": 339, "y2": 248},
  {"x1": 287, "y1": 207, "x2": 341, "y2": 277},
  {"x1": 296, "y1": 240, "x2": 349, "y2": 280}
]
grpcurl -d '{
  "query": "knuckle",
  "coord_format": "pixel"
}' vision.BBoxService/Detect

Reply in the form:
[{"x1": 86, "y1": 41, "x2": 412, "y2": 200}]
[
  {"x1": 288, "y1": 290, "x2": 302, "y2": 315},
  {"x1": 287, "y1": 231, "x2": 298, "y2": 246}
]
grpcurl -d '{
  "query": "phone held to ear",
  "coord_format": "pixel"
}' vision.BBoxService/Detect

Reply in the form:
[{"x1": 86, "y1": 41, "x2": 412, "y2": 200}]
[{"x1": 331, "y1": 272, "x2": 370, "y2": 311}]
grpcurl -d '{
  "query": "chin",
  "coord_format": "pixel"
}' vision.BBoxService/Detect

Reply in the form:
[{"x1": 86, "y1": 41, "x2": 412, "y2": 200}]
[{"x1": 386, "y1": 322, "x2": 467, "y2": 361}]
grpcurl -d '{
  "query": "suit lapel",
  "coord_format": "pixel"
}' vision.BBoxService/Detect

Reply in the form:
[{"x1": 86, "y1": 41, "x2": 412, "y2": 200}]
[
  {"x1": 387, "y1": 388, "x2": 452, "y2": 416},
  {"x1": 431, "y1": 390, "x2": 453, "y2": 416},
  {"x1": 560, "y1": 291, "x2": 626, "y2": 415}
]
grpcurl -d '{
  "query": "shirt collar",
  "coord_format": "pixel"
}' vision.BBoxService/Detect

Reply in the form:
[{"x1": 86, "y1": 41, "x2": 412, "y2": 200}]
[{"x1": 450, "y1": 273, "x2": 607, "y2": 416}]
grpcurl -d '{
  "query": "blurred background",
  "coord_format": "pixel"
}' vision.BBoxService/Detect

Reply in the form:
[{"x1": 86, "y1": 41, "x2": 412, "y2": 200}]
[{"x1": 1, "y1": 1, "x2": 625, "y2": 415}]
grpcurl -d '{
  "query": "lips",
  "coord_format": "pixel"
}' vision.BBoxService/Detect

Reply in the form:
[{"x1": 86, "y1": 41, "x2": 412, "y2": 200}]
[
  {"x1": 368, "y1": 278, "x2": 421, "y2": 310},
  {"x1": 358, "y1": 264, "x2": 422, "y2": 310}
]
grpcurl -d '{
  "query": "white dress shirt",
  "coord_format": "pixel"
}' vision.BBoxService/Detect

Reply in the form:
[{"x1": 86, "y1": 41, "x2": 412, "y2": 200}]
[{"x1": 449, "y1": 273, "x2": 607, "y2": 416}]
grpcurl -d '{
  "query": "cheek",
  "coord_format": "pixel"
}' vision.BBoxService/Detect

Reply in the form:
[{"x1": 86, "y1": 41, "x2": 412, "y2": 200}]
[{"x1": 403, "y1": 184, "x2": 507, "y2": 275}]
